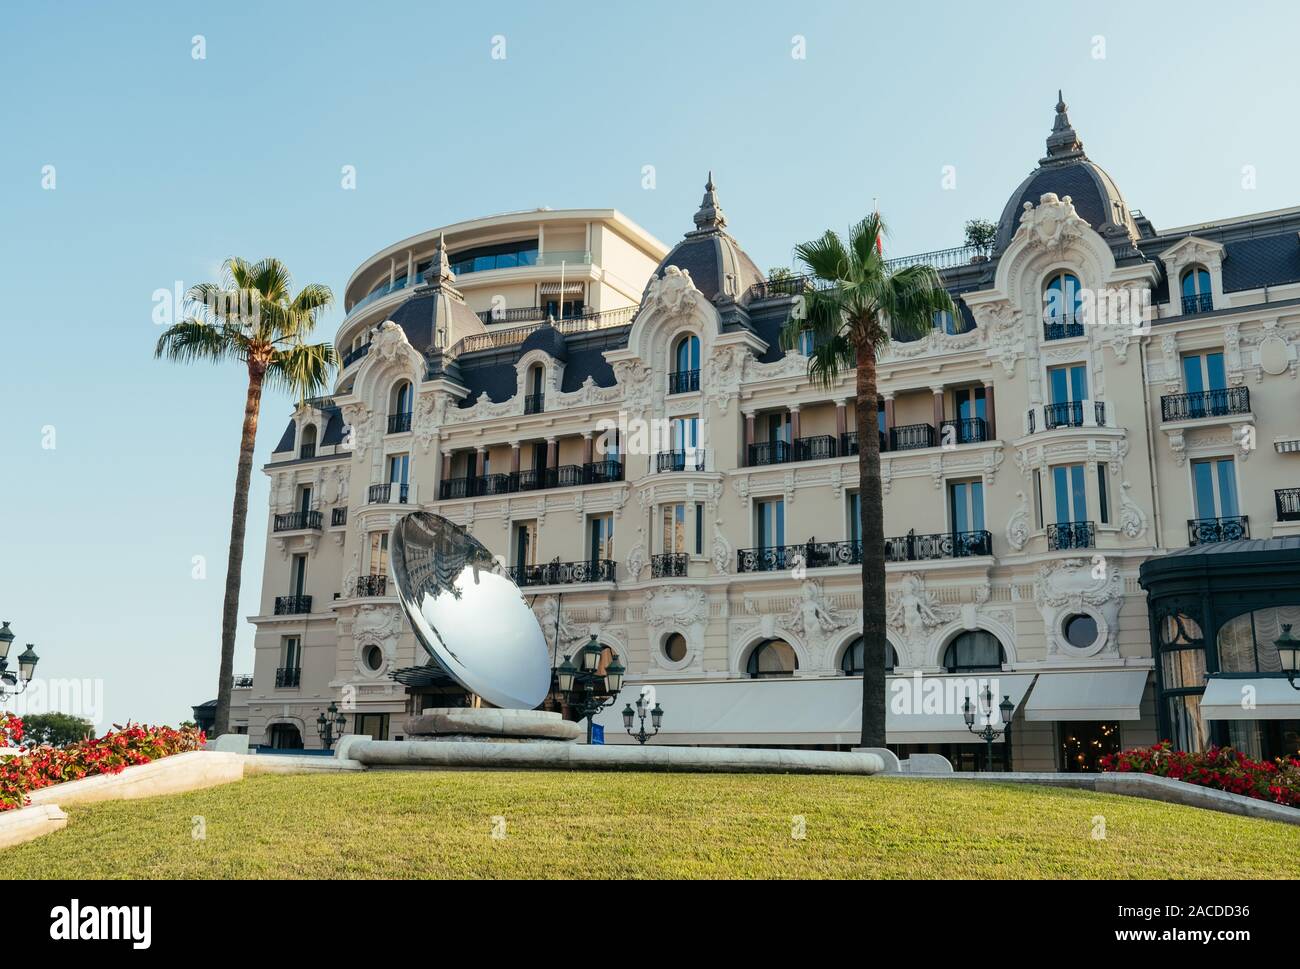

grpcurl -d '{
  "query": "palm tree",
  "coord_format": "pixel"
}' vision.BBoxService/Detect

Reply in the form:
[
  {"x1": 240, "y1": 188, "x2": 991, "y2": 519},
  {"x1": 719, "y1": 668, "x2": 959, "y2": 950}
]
[
  {"x1": 156, "y1": 258, "x2": 335, "y2": 736},
  {"x1": 781, "y1": 214, "x2": 955, "y2": 748}
]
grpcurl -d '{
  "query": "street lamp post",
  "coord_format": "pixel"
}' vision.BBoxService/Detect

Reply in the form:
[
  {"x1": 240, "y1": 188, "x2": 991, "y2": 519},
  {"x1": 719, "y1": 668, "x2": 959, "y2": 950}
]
[
  {"x1": 1276, "y1": 624, "x2": 1300, "y2": 691},
  {"x1": 556, "y1": 634, "x2": 625, "y2": 744},
  {"x1": 621, "y1": 694, "x2": 663, "y2": 745},
  {"x1": 0, "y1": 621, "x2": 40, "y2": 700},
  {"x1": 316, "y1": 701, "x2": 346, "y2": 749},
  {"x1": 963, "y1": 686, "x2": 1015, "y2": 772}
]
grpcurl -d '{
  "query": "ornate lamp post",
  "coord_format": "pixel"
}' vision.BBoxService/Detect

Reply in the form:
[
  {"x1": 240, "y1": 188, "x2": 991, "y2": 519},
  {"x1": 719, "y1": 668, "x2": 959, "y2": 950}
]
[
  {"x1": 963, "y1": 686, "x2": 1015, "y2": 771},
  {"x1": 621, "y1": 693, "x2": 663, "y2": 745},
  {"x1": 556, "y1": 635, "x2": 625, "y2": 743},
  {"x1": 316, "y1": 701, "x2": 346, "y2": 749},
  {"x1": 1276, "y1": 624, "x2": 1300, "y2": 691},
  {"x1": 0, "y1": 621, "x2": 40, "y2": 700}
]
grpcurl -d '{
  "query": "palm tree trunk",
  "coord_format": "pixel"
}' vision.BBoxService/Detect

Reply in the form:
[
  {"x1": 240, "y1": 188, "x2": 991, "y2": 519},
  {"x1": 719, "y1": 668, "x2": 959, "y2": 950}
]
[
  {"x1": 855, "y1": 344, "x2": 887, "y2": 748},
  {"x1": 213, "y1": 363, "x2": 266, "y2": 736}
]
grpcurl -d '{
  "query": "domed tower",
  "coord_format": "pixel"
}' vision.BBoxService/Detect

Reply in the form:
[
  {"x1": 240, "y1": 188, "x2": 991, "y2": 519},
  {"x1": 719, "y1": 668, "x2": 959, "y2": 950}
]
[
  {"x1": 994, "y1": 92, "x2": 1140, "y2": 254},
  {"x1": 383, "y1": 234, "x2": 486, "y2": 354},
  {"x1": 648, "y1": 174, "x2": 766, "y2": 306}
]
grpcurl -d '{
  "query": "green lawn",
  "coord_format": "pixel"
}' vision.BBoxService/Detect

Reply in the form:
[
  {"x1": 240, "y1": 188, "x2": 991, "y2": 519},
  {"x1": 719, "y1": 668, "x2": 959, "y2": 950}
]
[{"x1": 8, "y1": 770, "x2": 1298, "y2": 878}]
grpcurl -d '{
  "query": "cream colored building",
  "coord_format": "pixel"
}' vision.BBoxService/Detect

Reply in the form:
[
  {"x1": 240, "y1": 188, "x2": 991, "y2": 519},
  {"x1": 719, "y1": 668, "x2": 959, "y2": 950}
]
[{"x1": 246, "y1": 97, "x2": 1300, "y2": 770}]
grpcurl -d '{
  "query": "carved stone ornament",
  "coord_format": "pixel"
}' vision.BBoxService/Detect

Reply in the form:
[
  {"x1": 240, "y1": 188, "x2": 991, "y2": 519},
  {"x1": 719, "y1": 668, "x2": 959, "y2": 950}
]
[
  {"x1": 351, "y1": 603, "x2": 404, "y2": 677},
  {"x1": 887, "y1": 573, "x2": 958, "y2": 644},
  {"x1": 643, "y1": 586, "x2": 709, "y2": 627},
  {"x1": 1006, "y1": 490, "x2": 1030, "y2": 551}
]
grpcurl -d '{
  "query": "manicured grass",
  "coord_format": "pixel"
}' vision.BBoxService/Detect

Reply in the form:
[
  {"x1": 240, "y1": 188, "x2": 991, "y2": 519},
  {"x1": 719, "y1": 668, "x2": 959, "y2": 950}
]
[{"x1": 7, "y1": 770, "x2": 1298, "y2": 879}]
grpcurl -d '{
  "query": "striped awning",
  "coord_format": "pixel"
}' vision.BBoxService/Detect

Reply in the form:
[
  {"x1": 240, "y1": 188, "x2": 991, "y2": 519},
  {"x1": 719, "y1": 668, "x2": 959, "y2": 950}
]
[
  {"x1": 1274, "y1": 437, "x2": 1300, "y2": 454},
  {"x1": 539, "y1": 281, "x2": 585, "y2": 296}
]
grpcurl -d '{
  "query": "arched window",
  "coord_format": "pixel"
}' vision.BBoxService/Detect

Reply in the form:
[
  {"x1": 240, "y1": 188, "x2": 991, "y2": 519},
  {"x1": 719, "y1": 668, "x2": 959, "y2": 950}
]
[
  {"x1": 674, "y1": 334, "x2": 700, "y2": 375},
  {"x1": 525, "y1": 365, "x2": 545, "y2": 414},
  {"x1": 1043, "y1": 270, "x2": 1082, "y2": 321},
  {"x1": 840, "y1": 636, "x2": 898, "y2": 675},
  {"x1": 1181, "y1": 266, "x2": 1212, "y2": 314},
  {"x1": 942, "y1": 630, "x2": 1006, "y2": 672},
  {"x1": 1217, "y1": 606, "x2": 1300, "y2": 673},
  {"x1": 746, "y1": 638, "x2": 798, "y2": 678},
  {"x1": 299, "y1": 423, "x2": 317, "y2": 459},
  {"x1": 391, "y1": 380, "x2": 413, "y2": 416}
]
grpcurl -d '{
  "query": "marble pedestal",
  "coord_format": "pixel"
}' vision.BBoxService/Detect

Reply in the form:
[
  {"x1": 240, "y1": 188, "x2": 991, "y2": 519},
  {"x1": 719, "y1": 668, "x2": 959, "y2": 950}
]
[{"x1": 403, "y1": 708, "x2": 582, "y2": 744}]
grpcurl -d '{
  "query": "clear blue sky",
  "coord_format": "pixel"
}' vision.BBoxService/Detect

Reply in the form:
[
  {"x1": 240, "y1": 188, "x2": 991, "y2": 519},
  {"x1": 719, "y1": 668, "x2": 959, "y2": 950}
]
[{"x1": 2, "y1": 1, "x2": 1296, "y2": 728}]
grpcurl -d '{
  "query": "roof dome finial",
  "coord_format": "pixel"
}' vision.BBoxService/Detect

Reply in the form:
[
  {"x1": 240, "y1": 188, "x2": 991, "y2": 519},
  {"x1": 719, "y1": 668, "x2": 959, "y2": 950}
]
[
  {"x1": 1043, "y1": 89, "x2": 1084, "y2": 163},
  {"x1": 692, "y1": 172, "x2": 727, "y2": 233}
]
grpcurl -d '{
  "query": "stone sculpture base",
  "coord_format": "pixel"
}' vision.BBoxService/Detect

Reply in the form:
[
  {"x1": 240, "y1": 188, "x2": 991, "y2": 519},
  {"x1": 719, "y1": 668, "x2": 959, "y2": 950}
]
[{"x1": 403, "y1": 708, "x2": 582, "y2": 744}]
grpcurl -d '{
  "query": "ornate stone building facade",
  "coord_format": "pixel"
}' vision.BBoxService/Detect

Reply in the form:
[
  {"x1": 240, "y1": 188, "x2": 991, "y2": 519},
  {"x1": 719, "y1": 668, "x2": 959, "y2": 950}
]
[{"x1": 246, "y1": 97, "x2": 1300, "y2": 769}]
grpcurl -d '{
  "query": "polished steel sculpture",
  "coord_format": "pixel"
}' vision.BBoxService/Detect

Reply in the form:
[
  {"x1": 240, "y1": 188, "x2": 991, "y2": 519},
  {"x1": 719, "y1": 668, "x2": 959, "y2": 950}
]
[{"x1": 389, "y1": 511, "x2": 552, "y2": 710}]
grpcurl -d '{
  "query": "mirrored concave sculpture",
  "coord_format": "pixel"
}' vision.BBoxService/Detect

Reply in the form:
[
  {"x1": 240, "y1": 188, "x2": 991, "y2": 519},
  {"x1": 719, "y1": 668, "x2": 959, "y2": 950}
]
[{"x1": 390, "y1": 511, "x2": 552, "y2": 710}]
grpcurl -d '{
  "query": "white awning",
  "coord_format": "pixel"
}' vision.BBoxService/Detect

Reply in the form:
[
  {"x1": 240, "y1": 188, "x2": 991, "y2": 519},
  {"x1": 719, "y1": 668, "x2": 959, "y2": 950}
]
[
  {"x1": 1201, "y1": 677, "x2": 1300, "y2": 720},
  {"x1": 538, "y1": 281, "x2": 585, "y2": 296},
  {"x1": 592, "y1": 673, "x2": 1036, "y2": 747},
  {"x1": 1024, "y1": 670, "x2": 1150, "y2": 722}
]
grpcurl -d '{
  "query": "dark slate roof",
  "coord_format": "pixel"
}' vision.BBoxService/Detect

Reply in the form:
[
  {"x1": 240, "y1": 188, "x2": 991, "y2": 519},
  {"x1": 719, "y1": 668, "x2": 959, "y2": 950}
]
[
  {"x1": 385, "y1": 289, "x2": 482, "y2": 353},
  {"x1": 1222, "y1": 235, "x2": 1300, "y2": 292},
  {"x1": 1156, "y1": 536, "x2": 1300, "y2": 560},
  {"x1": 519, "y1": 324, "x2": 568, "y2": 362},
  {"x1": 995, "y1": 94, "x2": 1137, "y2": 253},
  {"x1": 456, "y1": 361, "x2": 519, "y2": 406},
  {"x1": 453, "y1": 326, "x2": 627, "y2": 407},
  {"x1": 321, "y1": 408, "x2": 346, "y2": 446},
  {"x1": 272, "y1": 419, "x2": 296, "y2": 453},
  {"x1": 651, "y1": 175, "x2": 765, "y2": 305}
]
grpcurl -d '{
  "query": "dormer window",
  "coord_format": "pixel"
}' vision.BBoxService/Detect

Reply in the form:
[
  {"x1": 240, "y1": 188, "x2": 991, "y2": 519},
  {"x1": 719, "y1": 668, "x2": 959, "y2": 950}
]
[
  {"x1": 1180, "y1": 266, "x2": 1213, "y2": 315},
  {"x1": 387, "y1": 381, "x2": 413, "y2": 434},
  {"x1": 796, "y1": 328, "x2": 815, "y2": 355},
  {"x1": 1043, "y1": 271, "x2": 1084, "y2": 339},
  {"x1": 669, "y1": 334, "x2": 700, "y2": 394},
  {"x1": 299, "y1": 423, "x2": 317, "y2": 459},
  {"x1": 525, "y1": 364, "x2": 545, "y2": 414}
]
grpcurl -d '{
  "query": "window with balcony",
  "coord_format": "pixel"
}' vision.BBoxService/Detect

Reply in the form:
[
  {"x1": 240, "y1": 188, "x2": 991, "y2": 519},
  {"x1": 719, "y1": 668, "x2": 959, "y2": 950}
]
[
  {"x1": 1189, "y1": 457, "x2": 1246, "y2": 544},
  {"x1": 669, "y1": 334, "x2": 700, "y2": 394},
  {"x1": 513, "y1": 521, "x2": 537, "y2": 571},
  {"x1": 1043, "y1": 270, "x2": 1084, "y2": 338},
  {"x1": 847, "y1": 490, "x2": 861, "y2": 545},
  {"x1": 756, "y1": 498, "x2": 785, "y2": 553},
  {"x1": 276, "y1": 636, "x2": 301, "y2": 689},
  {"x1": 525, "y1": 365, "x2": 545, "y2": 414},
  {"x1": 948, "y1": 479, "x2": 985, "y2": 534},
  {"x1": 657, "y1": 417, "x2": 703, "y2": 471},
  {"x1": 588, "y1": 514, "x2": 614, "y2": 563},
  {"x1": 291, "y1": 554, "x2": 307, "y2": 597},
  {"x1": 1049, "y1": 464, "x2": 1094, "y2": 549},
  {"x1": 386, "y1": 453, "x2": 410, "y2": 504},
  {"x1": 1046, "y1": 364, "x2": 1088, "y2": 428},
  {"x1": 1181, "y1": 266, "x2": 1213, "y2": 315},
  {"x1": 388, "y1": 381, "x2": 413, "y2": 434},
  {"x1": 299, "y1": 423, "x2": 317, "y2": 459},
  {"x1": 945, "y1": 386, "x2": 988, "y2": 444}
]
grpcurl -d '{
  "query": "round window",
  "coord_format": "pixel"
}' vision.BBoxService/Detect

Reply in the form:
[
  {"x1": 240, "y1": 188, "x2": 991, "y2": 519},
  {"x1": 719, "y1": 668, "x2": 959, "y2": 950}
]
[
  {"x1": 1063, "y1": 613, "x2": 1099, "y2": 650},
  {"x1": 663, "y1": 633, "x2": 687, "y2": 663},
  {"x1": 363, "y1": 644, "x2": 384, "y2": 672}
]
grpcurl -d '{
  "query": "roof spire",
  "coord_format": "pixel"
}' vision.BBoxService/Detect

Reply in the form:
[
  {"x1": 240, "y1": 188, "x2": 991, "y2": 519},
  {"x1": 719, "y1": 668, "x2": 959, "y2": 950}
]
[
  {"x1": 692, "y1": 171, "x2": 727, "y2": 233},
  {"x1": 1042, "y1": 89, "x2": 1084, "y2": 163},
  {"x1": 426, "y1": 232, "x2": 454, "y2": 285}
]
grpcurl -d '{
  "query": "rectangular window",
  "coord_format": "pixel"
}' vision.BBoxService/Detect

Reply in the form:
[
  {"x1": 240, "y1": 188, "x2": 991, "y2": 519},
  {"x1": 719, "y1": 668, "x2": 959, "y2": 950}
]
[
  {"x1": 1032, "y1": 469, "x2": 1044, "y2": 529},
  {"x1": 368, "y1": 532, "x2": 389, "y2": 576},
  {"x1": 1098, "y1": 464, "x2": 1110, "y2": 525},
  {"x1": 847, "y1": 490, "x2": 861, "y2": 544},
  {"x1": 765, "y1": 412, "x2": 791, "y2": 444},
  {"x1": 297, "y1": 485, "x2": 312, "y2": 515},
  {"x1": 1182, "y1": 351, "x2": 1226, "y2": 393},
  {"x1": 948, "y1": 480, "x2": 985, "y2": 533},
  {"x1": 353, "y1": 713, "x2": 390, "y2": 741},
  {"x1": 1048, "y1": 364, "x2": 1088, "y2": 404},
  {"x1": 695, "y1": 503, "x2": 704, "y2": 556},
  {"x1": 280, "y1": 636, "x2": 301, "y2": 670},
  {"x1": 388, "y1": 453, "x2": 409, "y2": 485},
  {"x1": 291, "y1": 554, "x2": 307, "y2": 595},
  {"x1": 1191, "y1": 458, "x2": 1238, "y2": 519},
  {"x1": 1052, "y1": 464, "x2": 1088, "y2": 525},
  {"x1": 588, "y1": 514, "x2": 614, "y2": 562},
  {"x1": 661, "y1": 504, "x2": 687, "y2": 554},
  {"x1": 670, "y1": 417, "x2": 699, "y2": 451},
  {"x1": 514, "y1": 521, "x2": 537, "y2": 568},
  {"x1": 756, "y1": 498, "x2": 785, "y2": 550},
  {"x1": 953, "y1": 386, "x2": 987, "y2": 421}
]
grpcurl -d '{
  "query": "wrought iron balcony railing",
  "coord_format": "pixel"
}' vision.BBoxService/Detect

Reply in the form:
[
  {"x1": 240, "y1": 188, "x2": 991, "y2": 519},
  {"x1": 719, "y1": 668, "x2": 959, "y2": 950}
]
[
  {"x1": 668, "y1": 369, "x2": 700, "y2": 394},
  {"x1": 884, "y1": 529, "x2": 993, "y2": 562},
  {"x1": 1043, "y1": 314, "x2": 1085, "y2": 340},
  {"x1": 298, "y1": 444, "x2": 317, "y2": 459},
  {"x1": 1160, "y1": 387, "x2": 1250, "y2": 422},
  {"x1": 523, "y1": 393, "x2": 545, "y2": 415},
  {"x1": 438, "y1": 461, "x2": 625, "y2": 500},
  {"x1": 1181, "y1": 292, "x2": 1213, "y2": 315},
  {"x1": 655, "y1": 450, "x2": 706, "y2": 473},
  {"x1": 275, "y1": 666, "x2": 301, "y2": 688},
  {"x1": 387, "y1": 411, "x2": 412, "y2": 434},
  {"x1": 273, "y1": 595, "x2": 312, "y2": 615},
  {"x1": 939, "y1": 417, "x2": 989, "y2": 445},
  {"x1": 1044, "y1": 400, "x2": 1084, "y2": 429},
  {"x1": 1046, "y1": 521, "x2": 1096, "y2": 550},
  {"x1": 1188, "y1": 516, "x2": 1249, "y2": 546},
  {"x1": 1277, "y1": 488, "x2": 1300, "y2": 522},
  {"x1": 273, "y1": 511, "x2": 322, "y2": 532},
  {"x1": 368, "y1": 483, "x2": 409, "y2": 504},
  {"x1": 341, "y1": 342, "x2": 370, "y2": 367},
  {"x1": 737, "y1": 539, "x2": 864, "y2": 573},
  {"x1": 354, "y1": 574, "x2": 388, "y2": 597},
  {"x1": 584, "y1": 459, "x2": 625, "y2": 484},
  {"x1": 890, "y1": 423, "x2": 936, "y2": 451},
  {"x1": 651, "y1": 553, "x2": 688, "y2": 578},
  {"x1": 508, "y1": 559, "x2": 616, "y2": 587},
  {"x1": 331, "y1": 507, "x2": 347, "y2": 526}
]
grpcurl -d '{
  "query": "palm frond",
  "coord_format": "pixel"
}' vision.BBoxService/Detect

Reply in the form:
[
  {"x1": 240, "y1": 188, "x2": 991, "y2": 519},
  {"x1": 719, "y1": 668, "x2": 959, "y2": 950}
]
[
  {"x1": 264, "y1": 341, "x2": 336, "y2": 401},
  {"x1": 154, "y1": 319, "x2": 247, "y2": 364}
]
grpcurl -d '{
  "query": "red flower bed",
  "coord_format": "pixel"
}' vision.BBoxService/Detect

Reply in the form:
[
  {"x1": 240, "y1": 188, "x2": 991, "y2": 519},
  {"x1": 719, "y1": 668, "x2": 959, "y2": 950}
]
[
  {"x1": 1102, "y1": 741, "x2": 1300, "y2": 808},
  {"x1": 0, "y1": 714, "x2": 205, "y2": 811}
]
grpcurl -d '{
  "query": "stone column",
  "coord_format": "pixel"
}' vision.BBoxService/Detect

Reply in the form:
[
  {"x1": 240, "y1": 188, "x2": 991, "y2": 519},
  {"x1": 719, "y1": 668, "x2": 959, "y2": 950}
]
[
  {"x1": 744, "y1": 411, "x2": 756, "y2": 466},
  {"x1": 932, "y1": 386, "x2": 945, "y2": 431},
  {"x1": 440, "y1": 449, "x2": 452, "y2": 492},
  {"x1": 510, "y1": 441, "x2": 521, "y2": 474},
  {"x1": 582, "y1": 431, "x2": 594, "y2": 466},
  {"x1": 789, "y1": 406, "x2": 801, "y2": 443},
  {"x1": 474, "y1": 445, "x2": 486, "y2": 479},
  {"x1": 983, "y1": 382, "x2": 997, "y2": 439},
  {"x1": 546, "y1": 437, "x2": 558, "y2": 468},
  {"x1": 835, "y1": 401, "x2": 847, "y2": 438}
]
